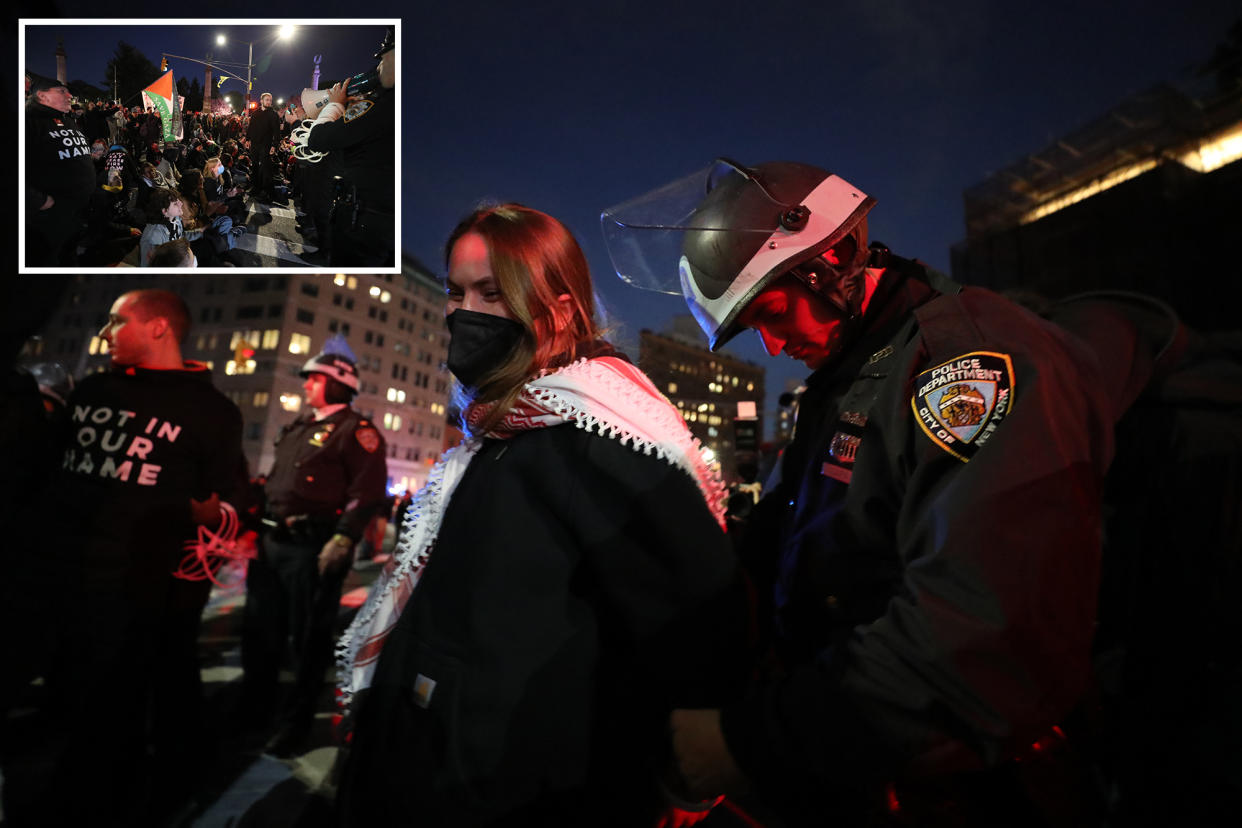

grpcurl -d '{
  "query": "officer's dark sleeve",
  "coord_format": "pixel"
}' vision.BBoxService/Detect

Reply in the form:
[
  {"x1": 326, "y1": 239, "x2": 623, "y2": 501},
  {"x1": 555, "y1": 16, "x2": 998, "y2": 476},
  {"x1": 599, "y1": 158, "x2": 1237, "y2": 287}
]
[
  {"x1": 720, "y1": 333, "x2": 1116, "y2": 797},
  {"x1": 333, "y1": 419, "x2": 388, "y2": 541},
  {"x1": 305, "y1": 100, "x2": 387, "y2": 153}
]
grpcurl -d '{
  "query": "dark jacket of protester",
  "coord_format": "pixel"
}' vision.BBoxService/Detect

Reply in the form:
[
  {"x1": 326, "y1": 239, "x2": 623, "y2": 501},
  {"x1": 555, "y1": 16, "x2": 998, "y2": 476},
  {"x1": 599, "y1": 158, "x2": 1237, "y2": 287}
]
[
  {"x1": 338, "y1": 396, "x2": 749, "y2": 826},
  {"x1": 25, "y1": 99, "x2": 95, "y2": 209},
  {"x1": 720, "y1": 257, "x2": 1117, "y2": 825}
]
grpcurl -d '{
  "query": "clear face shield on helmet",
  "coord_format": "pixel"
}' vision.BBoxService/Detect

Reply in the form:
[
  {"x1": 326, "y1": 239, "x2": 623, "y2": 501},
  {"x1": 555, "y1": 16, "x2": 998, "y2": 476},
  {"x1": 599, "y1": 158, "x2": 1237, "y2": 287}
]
[{"x1": 601, "y1": 158, "x2": 876, "y2": 350}]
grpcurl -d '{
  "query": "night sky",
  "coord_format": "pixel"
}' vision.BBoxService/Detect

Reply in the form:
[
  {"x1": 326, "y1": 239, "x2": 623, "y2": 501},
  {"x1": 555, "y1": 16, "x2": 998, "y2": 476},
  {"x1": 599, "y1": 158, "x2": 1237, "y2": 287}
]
[
  {"x1": 18, "y1": 1, "x2": 1241, "y2": 432},
  {"x1": 22, "y1": 21, "x2": 392, "y2": 113}
]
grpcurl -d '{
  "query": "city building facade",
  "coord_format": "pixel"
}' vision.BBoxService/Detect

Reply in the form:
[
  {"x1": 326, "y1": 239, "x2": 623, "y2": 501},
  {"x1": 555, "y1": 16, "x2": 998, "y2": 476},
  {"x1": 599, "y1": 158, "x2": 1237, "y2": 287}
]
[
  {"x1": 638, "y1": 318, "x2": 765, "y2": 484},
  {"x1": 951, "y1": 59, "x2": 1242, "y2": 331},
  {"x1": 20, "y1": 260, "x2": 452, "y2": 495}
]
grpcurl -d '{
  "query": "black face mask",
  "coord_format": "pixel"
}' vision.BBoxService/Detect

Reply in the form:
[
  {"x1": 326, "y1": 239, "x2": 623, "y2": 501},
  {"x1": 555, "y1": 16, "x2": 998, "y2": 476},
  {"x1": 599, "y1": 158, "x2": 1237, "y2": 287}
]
[{"x1": 445, "y1": 309, "x2": 526, "y2": 388}]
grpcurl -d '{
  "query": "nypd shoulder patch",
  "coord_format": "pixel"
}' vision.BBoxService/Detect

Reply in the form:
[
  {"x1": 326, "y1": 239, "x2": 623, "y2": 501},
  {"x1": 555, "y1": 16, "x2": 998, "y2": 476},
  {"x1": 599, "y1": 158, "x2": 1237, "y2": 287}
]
[
  {"x1": 343, "y1": 99, "x2": 374, "y2": 123},
  {"x1": 911, "y1": 351, "x2": 1014, "y2": 462},
  {"x1": 355, "y1": 426, "x2": 381, "y2": 453}
]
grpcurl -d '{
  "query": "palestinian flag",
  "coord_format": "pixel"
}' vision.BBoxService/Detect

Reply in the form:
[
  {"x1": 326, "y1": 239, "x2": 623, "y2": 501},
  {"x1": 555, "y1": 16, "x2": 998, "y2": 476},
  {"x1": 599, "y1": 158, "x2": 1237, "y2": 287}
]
[{"x1": 140, "y1": 70, "x2": 183, "y2": 144}]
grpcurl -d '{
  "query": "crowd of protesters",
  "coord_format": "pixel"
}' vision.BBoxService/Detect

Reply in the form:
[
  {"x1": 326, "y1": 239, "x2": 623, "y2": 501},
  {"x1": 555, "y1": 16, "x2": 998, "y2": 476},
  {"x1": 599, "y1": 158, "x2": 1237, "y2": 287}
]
[{"x1": 24, "y1": 76, "x2": 341, "y2": 269}]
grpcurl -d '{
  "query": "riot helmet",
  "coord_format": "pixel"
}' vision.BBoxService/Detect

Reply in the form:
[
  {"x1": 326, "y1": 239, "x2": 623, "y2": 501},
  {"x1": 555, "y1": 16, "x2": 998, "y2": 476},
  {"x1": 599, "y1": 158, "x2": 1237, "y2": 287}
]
[
  {"x1": 602, "y1": 158, "x2": 876, "y2": 350},
  {"x1": 299, "y1": 333, "x2": 359, "y2": 391}
]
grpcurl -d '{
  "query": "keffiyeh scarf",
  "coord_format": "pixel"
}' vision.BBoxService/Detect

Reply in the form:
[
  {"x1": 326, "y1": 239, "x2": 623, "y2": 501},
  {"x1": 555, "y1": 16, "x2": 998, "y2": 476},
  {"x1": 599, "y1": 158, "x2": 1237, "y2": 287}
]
[{"x1": 335, "y1": 355, "x2": 726, "y2": 705}]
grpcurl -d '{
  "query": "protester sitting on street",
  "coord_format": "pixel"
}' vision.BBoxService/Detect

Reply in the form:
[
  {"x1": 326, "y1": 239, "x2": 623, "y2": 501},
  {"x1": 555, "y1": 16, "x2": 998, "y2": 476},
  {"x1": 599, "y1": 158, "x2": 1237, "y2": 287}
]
[
  {"x1": 148, "y1": 237, "x2": 196, "y2": 268},
  {"x1": 139, "y1": 187, "x2": 204, "y2": 266},
  {"x1": 203, "y1": 156, "x2": 246, "y2": 221},
  {"x1": 156, "y1": 145, "x2": 181, "y2": 187},
  {"x1": 180, "y1": 169, "x2": 226, "y2": 219}
]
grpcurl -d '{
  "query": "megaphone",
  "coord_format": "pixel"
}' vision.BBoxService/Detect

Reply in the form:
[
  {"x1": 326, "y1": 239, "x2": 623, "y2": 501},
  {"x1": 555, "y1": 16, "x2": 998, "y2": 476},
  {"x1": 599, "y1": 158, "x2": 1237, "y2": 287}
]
[{"x1": 299, "y1": 66, "x2": 383, "y2": 116}]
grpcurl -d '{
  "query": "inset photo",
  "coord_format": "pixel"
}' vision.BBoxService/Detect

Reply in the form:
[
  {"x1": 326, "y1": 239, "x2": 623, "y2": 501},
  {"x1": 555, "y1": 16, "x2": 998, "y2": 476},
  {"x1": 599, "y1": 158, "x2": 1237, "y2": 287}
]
[{"x1": 21, "y1": 19, "x2": 399, "y2": 273}]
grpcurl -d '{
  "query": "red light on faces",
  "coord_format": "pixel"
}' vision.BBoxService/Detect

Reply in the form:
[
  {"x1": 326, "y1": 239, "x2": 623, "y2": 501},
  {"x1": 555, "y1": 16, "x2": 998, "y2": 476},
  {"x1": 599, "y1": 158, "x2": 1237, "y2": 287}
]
[{"x1": 885, "y1": 782, "x2": 901, "y2": 814}]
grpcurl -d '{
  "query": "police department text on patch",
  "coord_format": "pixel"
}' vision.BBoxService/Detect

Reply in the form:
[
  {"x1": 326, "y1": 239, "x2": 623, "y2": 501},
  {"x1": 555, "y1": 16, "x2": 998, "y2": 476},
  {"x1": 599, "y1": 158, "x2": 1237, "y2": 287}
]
[{"x1": 911, "y1": 351, "x2": 1014, "y2": 462}]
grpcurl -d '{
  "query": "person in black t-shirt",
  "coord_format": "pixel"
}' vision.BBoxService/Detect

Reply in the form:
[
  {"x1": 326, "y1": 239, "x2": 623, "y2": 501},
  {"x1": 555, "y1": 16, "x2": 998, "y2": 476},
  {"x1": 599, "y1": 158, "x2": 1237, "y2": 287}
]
[{"x1": 40, "y1": 289, "x2": 244, "y2": 826}]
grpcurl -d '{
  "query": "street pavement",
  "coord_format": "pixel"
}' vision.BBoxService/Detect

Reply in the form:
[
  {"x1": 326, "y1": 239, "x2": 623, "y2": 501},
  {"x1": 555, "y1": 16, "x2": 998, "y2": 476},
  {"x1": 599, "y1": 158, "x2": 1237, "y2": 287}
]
[
  {"x1": 0, "y1": 530, "x2": 392, "y2": 828},
  {"x1": 114, "y1": 192, "x2": 327, "y2": 269}
]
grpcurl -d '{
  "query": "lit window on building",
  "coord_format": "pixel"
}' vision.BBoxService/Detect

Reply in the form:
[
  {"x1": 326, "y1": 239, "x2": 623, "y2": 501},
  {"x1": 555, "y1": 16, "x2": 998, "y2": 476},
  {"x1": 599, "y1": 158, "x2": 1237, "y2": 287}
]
[
  {"x1": 380, "y1": 290, "x2": 392, "y2": 304},
  {"x1": 746, "y1": 382, "x2": 754, "y2": 391},
  {"x1": 347, "y1": 276, "x2": 358, "y2": 290},
  {"x1": 383, "y1": 412, "x2": 402, "y2": 431},
  {"x1": 334, "y1": 275, "x2": 346, "y2": 286},
  {"x1": 370, "y1": 285, "x2": 382, "y2": 298},
  {"x1": 230, "y1": 330, "x2": 261, "y2": 350},
  {"x1": 262, "y1": 329, "x2": 280, "y2": 349},
  {"x1": 288, "y1": 333, "x2": 311, "y2": 355},
  {"x1": 387, "y1": 387, "x2": 407, "y2": 403},
  {"x1": 279, "y1": 393, "x2": 301, "y2": 412},
  {"x1": 253, "y1": 391, "x2": 270, "y2": 407},
  {"x1": 226, "y1": 359, "x2": 257, "y2": 376},
  {"x1": 668, "y1": 382, "x2": 678, "y2": 393},
  {"x1": 88, "y1": 335, "x2": 109, "y2": 355}
]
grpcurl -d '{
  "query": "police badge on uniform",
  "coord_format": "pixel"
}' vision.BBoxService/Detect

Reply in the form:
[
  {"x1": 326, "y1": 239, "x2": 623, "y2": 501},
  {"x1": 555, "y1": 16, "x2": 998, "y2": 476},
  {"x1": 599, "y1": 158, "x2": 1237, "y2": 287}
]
[
  {"x1": 911, "y1": 351, "x2": 1014, "y2": 462},
  {"x1": 309, "y1": 422, "x2": 336, "y2": 447}
]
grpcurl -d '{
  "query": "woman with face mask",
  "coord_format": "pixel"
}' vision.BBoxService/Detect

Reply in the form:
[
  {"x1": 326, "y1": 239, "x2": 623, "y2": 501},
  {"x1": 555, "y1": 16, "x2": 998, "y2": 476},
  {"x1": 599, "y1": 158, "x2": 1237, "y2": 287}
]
[
  {"x1": 334, "y1": 203, "x2": 748, "y2": 826},
  {"x1": 203, "y1": 156, "x2": 245, "y2": 222}
]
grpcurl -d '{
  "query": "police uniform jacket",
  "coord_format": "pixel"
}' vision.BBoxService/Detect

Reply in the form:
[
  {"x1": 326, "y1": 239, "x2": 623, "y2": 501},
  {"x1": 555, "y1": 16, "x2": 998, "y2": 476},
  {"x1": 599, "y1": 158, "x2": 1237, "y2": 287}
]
[
  {"x1": 306, "y1": 87, "x2": 394, "y2": 212},
  {"x1": 338, "y1": 421, "x2": 749, "y2": 827},
  {"x1": 25, "y1": 100, "x2": 95, "y2": 213},
  {"x1": 720, "y1": 257, "x2": 1117, "y2": 822},
  {"x1": 264, "y1": 406, "x2": 387, "y2": 541}
]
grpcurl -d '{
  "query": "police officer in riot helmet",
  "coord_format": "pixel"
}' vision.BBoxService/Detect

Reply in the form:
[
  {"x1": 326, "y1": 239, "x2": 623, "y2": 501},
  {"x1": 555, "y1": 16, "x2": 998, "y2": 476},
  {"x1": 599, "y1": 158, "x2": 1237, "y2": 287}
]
[
  {"x1": 302, "y1": 26, "x2": 395, "y2": 268},
  {"x1": 241, "y1": 335, "x2": 387, "y2": 757},
  {"x1": 603, "y1": 159, "x2": 1119, "y2": 825}
]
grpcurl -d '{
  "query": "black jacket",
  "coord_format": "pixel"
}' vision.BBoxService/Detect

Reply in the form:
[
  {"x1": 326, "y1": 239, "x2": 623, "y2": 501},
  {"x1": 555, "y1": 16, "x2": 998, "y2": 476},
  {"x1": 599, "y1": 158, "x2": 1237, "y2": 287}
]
[
  {"x1": 339, "y1": 423, "x2": 748, "y2": 826},
  {"x1": 25, "y1": 100, "x2": 95, "y2": 212},
  {"x1": 721, "y1": 258, "x2": 1117, "y2": 824},
  {"x1": 246, "y1": 106, "x2": 281, "y2": 150},
  {"x1": 264, "y1": 406, "x2": 388, "y2": 541}
]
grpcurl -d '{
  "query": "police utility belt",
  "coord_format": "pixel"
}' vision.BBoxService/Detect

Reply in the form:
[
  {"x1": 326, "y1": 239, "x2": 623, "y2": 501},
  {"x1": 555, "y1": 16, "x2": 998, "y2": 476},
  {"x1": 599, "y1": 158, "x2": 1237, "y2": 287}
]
[
  {"x1": 331, "y1": 181, "x2": 392, "y2": 230},
  {"x1": 262, "y1": 513, "x2": 337, "y2": 543}
]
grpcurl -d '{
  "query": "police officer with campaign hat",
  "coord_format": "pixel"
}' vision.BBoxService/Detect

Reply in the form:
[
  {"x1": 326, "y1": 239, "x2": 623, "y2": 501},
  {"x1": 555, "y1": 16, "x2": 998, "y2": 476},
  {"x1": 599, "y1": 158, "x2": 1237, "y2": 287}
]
[
  {"x1": 242, "y1": 334, "x2": 387, "y2": 757},
  {"x1": 603, "y1": 159, "x2": 1120, "y2": 825},
  {"x1": 303, "y1": 26, "x2": 396, "y2": 267}
]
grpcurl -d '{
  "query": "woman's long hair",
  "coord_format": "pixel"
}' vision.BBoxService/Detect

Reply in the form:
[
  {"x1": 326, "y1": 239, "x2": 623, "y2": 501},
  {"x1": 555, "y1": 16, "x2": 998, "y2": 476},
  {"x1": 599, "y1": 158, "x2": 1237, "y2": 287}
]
[
  {"x1": 178, "y1": 171, "x2": 210, "y2": 227},
  {"x1": 202, "y1": 156, "x2": 223, "y2": 181},
  {"x1": 445, "y1": 203, "x2": 602, "y2": 436}
]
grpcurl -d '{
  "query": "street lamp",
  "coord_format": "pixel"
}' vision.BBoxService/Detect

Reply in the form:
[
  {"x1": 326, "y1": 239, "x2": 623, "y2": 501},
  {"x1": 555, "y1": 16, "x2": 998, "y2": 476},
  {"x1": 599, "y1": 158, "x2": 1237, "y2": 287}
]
[{"x1": 215, "y1": 26, "x2": 294, "y2": 109}]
